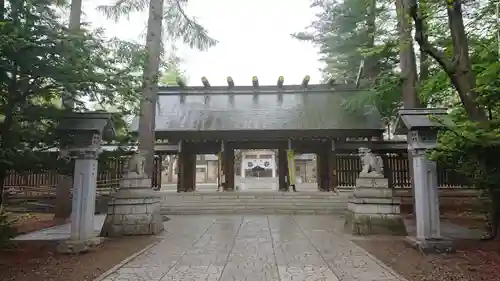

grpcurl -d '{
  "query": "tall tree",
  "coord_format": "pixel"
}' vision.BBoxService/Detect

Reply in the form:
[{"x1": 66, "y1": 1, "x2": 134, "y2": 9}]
[
  {"x1": 396, "y1": 0, "x2": 419, "y2": 108},
  {"x1": 0, "y1": 0, "x2": 144, "y2": 206},
  {"x1": 409, "y1": 0, "x2": 488, "y2": 122},
  {"x1": 99, "y1": 0, "x2": 217, "y2": 180}
]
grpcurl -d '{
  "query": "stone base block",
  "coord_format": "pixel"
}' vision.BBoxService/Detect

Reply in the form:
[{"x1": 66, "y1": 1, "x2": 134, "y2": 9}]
[
  {"x1": 344, "y1": 210, "x2": 407, "y2": 236},
  {"x1": 348, "y1": 197, "x2": 401, "y2": 214},
  {"x1": 404, "y1": 236, "x2": 455, "y2": 254},
  {"x1": 356, "y1": 177, "x2": 388, "y2": 188},
  {"x1": 56, "y1": 237, "x2": 105, "y2": 254},
  {"x1": 120, "y1": 177, "x2": 151, "y2": 189},
  {"x1": 100, "y1": 189, "x2": 164, "y2": 237}
]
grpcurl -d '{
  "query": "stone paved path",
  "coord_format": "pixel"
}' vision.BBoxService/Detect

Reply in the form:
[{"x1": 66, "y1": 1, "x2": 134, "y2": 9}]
[{"x1": 101, "y1": 215, "x2": 406, "y2": 281}]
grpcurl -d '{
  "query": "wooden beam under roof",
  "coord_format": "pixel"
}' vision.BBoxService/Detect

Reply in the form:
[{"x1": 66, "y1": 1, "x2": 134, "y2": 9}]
[
  {"x1": 227, "y1": 76, "x2": 234, "y2": 89},
  {"x1": 201, "y1": 76, "x2": 210, "y2": 88},
  {"x1": 157, "y1": 83, "x2": 364, "y2": 96}
]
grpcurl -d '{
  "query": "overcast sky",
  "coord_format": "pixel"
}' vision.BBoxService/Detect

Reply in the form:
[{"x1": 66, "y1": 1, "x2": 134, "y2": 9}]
[{"x1": 83, "y1": 0, "x2": 324, "y2": 86}]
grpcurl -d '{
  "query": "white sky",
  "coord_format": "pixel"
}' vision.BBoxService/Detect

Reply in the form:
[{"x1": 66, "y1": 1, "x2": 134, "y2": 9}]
[{"x1": 82, "y1": 0, "x2": 324, "y2": 86}]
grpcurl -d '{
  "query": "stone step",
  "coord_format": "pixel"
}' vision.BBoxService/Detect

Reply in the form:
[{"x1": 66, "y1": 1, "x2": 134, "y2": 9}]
[
  {"x1": 163, "y1": 203, "x2": 348, "y2": 209},
  {"x1": 161, "y1": 209, "x2": 345, "y2": 215},
  {"x1": 163, "y1": 195, "x2": 347, "y2": 200},
  {"x1": 161, "y1": 207, "x2": 347, "y2": 215},
  {"x1": 163, "y1": 198, "x2": 345, "y2": 202},
  {"x1": 160, "y1": 191, "x2": 350, "y2": 214}
]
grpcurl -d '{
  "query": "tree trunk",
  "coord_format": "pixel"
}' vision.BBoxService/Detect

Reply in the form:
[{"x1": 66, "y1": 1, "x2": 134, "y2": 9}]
[
  {"x1": 138, "y1": 0, "x2": 165, "y2": 181},
  {"x1": 364, "y1": 0, "x2": 378, "y2": 80},
  {"x1": 54, "y1": 175, "x2": 72, "y2": 221},
  {"x1": 396, "y1": 0, "x2": 420, "y2": 108},
  {"x1": 409, "y1": 0, "x2": 488, "y2": 123},
  {"x1": 54, "y1": 0, "x2": 83, "y2": 221},
  {"x1": 396, "y1": 0, "x2": 420, "y2": 216}
]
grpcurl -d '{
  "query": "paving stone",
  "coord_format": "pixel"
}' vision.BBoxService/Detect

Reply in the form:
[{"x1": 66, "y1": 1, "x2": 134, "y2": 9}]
[{"x1": 99, "y1": 215, "x2": 407, "y2": 281}]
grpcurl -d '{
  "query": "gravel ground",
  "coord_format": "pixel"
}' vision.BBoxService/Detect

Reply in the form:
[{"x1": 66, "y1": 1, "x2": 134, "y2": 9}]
[
  {"x1": 355, "y1": 213, "x2": 500, "y2": 281},
  {"x1": 0, "y1": 236, "x2": 157, "y2": 281}
]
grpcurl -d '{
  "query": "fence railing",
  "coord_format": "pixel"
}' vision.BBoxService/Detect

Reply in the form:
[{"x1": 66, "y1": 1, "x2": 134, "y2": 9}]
[
  {"x1": 336, "y1": 154, "x2": 469, "y2": 188},
  {"x1": 3, "y1": 153, "x2": 469, "y2": 191}
]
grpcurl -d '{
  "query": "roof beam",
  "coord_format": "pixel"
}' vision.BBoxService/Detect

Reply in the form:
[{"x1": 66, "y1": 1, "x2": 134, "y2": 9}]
[
  {"x1": 227, "y1": 76, "x2": 235, "y2": 89},
  {"x1": 201, "y1": 76, "x2": 210, "y2": 88},
  {"x1": 277, "y1": 76, "x2": 284, "y2": 88},
  {"x1": 302, "y1": 75, "x2": 310, "y2": 87},
  {"x1": 252, "y1": 76, "x2": 259, "y2": 88},
  {"x1": 176, "y1": 77, "x2": 186, "y2": 88}
]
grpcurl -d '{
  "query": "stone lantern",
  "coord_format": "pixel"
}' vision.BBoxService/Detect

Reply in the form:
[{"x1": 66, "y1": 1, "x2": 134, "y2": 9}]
[
  {"x1": 395, "y1": 108, "x2": 454, "y2": 253},
  {"x1": 55, "y1": 112, "x2": 115, "y2": 254}
]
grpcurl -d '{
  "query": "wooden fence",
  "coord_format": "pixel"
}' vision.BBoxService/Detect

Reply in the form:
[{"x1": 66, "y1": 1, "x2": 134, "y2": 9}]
[
  {"x1": 336, "y1": 153, "x2": 468, "y2": 188},
  {"x1": 4, "y1": 153, "x2": 469, "y2": 191},
  {"x1": 4, "y1": 157, "x2": 163, "y2": 191}
]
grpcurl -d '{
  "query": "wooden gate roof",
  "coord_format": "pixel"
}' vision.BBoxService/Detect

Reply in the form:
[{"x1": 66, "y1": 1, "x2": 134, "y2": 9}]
[{"x1": 129, "y1": 81, "x2": 384, "y2": 141}]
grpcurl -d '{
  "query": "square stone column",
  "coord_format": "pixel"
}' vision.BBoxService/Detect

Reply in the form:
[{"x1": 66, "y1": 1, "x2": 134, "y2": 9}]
[
  {"x1": 405, "y1": 149, "x2": 452, "y2": 253},
  {"x1": 240, "y1": 152, "x2": 246, "y2": 179},
  {"x1": 57, "y1": 152, "x2": 101, "y2": 254},
  {"x1": 70, "y1": 156, "x2": 98, "y2": 241},
  {"x1": 271, "y1": 153, "x2": 276, "y2": 178}
]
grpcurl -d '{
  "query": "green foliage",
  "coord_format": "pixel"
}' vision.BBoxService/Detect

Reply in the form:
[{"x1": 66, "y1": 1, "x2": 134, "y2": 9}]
[
  {"x1": 294, "y1": 0, "x2": 401, "y2": 121},
  {"x1": 0, "y1": 0, "x2": 144, "y2": 202},
  {"x1": 98, "y1": 0, "x2": 217, "y2": 52},
  {"x1": 430, "y1": 120, "x2": 500, "y2": 189}
]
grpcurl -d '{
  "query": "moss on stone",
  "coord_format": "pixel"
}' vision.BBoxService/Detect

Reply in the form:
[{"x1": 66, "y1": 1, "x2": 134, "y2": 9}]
[{"x1": 344, "y1": 210, "x2": 407, "y2": 236}]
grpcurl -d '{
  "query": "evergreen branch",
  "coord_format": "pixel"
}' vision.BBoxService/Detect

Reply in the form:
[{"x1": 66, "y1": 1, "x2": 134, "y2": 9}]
[{"x1": 97, "y1": 0, "x2": 149, "y2": 22}]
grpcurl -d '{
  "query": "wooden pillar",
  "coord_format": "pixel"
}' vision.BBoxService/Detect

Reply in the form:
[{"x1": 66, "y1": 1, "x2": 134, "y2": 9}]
[
  {"x1": 185, "y1": 153, "x2": 196, "y2": 192},
  {"x1": 317, "y1": 145, "x2": 331, "y2": 192},
  {"x1": 316, "y1": 152, "x2": 324, "y2": 191},
  {"x1": 278, "y1": 149, "x2": 288, "y2": 191},
  {"x1": 223, "y1": 145, "x2": 235, "y2": 191},
  {"x1": 177, "y1": 143, "x2": 196, "y2": 192},
  {"x1": 329, "y1": 140, "x2": 338, "y2": 191}
]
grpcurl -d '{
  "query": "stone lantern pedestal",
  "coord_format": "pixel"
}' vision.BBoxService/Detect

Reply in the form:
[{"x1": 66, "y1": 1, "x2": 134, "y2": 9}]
[
  {"x1": 55, "y1": 112, "x2": 115, "y2": 254},
  {"x1": 395, "y1": 108, "x2": 455, "y2": 253},
  {"x1": 100, "y1": 152, "x2": 164, "y2": 236}
]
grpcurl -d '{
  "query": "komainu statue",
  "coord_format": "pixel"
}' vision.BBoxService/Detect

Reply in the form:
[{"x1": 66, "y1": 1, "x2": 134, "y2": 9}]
[
  {"x1": 126, "y1": 150, "x2": 147, "y2": 178},
  {"x1": 358, "y1": 147, "x2": 384, "y2": 177}
]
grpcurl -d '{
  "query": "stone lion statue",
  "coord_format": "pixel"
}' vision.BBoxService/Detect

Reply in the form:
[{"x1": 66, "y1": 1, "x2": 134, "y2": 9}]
[
  {"x1": 358, "y1": 147, "x2": 384, "y2": 177},
  {"x1": 126, "y1": 150, "x2": 147, "y2": 177}
]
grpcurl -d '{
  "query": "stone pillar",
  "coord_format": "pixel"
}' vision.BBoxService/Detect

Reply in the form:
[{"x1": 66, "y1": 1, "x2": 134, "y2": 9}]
[
  {"x1": 316, "y1": 153, "x2": 323, "y2": 190},
  {"x1": 278, "y1": 149, "x2": 288, "y2": 191},
  {"x1": 70, "y1": 156, "x2": 98, "y2": 241},
  {"x1": 223, "y1": 147, "x2": 235, "y2": 191},
  {"x1": 240, "y1": 153, "x2": 246, "y2": 179},
  {"x1": 271, "y1": 153, "x2": 276, "y2": 178},
  {"x1": 57, "y1": 152, "x2": 99, "y2": 254},
  {"x1": 405, "y1": 149, "x2": 452, "y2": 252}
]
